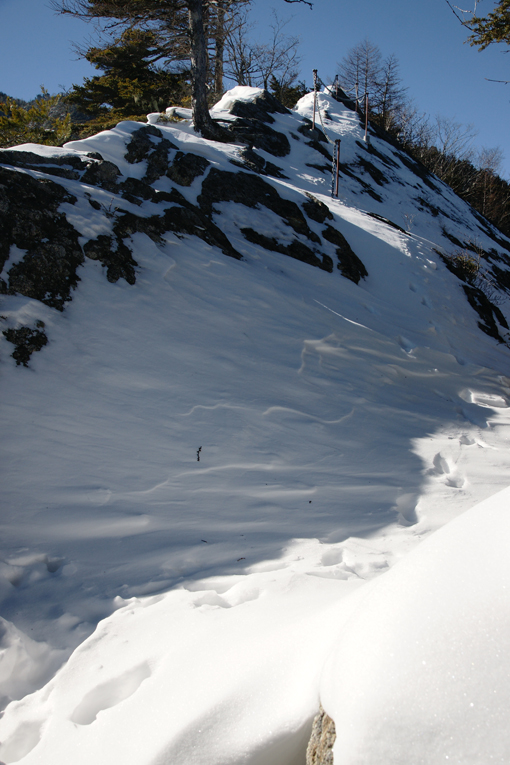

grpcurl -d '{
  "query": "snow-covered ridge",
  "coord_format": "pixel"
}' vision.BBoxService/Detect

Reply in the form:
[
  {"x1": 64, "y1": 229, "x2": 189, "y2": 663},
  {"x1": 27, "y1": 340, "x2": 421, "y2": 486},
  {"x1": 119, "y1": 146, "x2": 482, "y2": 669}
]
[{"x1": 1, "y1": 87, "x2": 510, "y2": 764}]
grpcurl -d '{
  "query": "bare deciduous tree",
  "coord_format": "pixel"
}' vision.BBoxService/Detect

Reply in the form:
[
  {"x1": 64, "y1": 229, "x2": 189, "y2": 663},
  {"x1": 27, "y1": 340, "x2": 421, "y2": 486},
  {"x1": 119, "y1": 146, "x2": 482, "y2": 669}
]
[
  {"x1": 224, "y1": 8, "x2": 301, "y2": 92},
  {"x1": 338, "y1": 38, "x2": 382, "y2": 104},
  {"x1": 338, "y1": 40, "x2": 407, "y2": 130}
]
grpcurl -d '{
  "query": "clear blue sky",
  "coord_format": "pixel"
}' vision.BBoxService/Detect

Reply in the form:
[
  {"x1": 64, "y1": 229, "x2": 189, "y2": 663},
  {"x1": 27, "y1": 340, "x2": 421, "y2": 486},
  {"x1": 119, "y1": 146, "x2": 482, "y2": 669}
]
[{"x1": 1, "y1": 0, "x2": 509, "y2": 178}]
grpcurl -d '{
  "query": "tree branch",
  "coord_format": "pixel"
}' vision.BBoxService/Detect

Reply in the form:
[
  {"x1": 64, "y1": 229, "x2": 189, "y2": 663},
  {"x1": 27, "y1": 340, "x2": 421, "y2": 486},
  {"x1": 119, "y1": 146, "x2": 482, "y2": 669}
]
[{"x1": 283, "y1": 0, "x2": 313, "y2": 9}]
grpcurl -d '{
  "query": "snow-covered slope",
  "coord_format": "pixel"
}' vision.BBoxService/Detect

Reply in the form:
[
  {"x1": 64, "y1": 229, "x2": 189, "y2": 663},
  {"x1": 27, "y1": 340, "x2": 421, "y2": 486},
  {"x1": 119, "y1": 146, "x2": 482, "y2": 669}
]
[{"x1": 1, "y1": 87, "x2": 510, "y2": 764}]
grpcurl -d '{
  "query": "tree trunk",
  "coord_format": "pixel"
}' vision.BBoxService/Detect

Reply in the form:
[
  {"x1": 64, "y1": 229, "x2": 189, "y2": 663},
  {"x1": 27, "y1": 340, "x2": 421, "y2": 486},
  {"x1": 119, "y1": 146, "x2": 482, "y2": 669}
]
[
  {"x1": 214, "y1": 2, "x2": 225, "y2": 96},
  {"x1": 188, "y1": 0, "x2": 212, "y2": 133}
]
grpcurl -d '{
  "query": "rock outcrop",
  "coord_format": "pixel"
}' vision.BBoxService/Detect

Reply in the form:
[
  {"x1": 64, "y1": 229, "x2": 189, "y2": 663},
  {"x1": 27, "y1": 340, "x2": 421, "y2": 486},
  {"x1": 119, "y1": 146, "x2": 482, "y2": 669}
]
[{"x1": 306, "y1": 706, "x2": 336, "y2": 765}]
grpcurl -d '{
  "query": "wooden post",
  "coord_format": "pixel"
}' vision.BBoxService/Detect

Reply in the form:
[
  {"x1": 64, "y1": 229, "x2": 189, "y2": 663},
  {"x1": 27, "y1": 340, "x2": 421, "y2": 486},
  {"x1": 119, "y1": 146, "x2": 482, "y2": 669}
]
[
  {"x1": 312, "y1": 69, "x2": 318, "y2": 129},
  {"x1": 364, "y1": 92, "x2": 369, "y2": 142},
  {"x1": 334, "y1": 139, "x2": 341, "y2": 197}
]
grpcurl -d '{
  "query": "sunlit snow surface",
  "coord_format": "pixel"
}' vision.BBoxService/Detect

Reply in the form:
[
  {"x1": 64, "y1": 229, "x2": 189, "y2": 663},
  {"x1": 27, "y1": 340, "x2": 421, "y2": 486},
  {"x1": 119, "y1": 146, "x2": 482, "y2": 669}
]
[{"x1": 1, "y1": 88, "x2": 510, "y2": 763}]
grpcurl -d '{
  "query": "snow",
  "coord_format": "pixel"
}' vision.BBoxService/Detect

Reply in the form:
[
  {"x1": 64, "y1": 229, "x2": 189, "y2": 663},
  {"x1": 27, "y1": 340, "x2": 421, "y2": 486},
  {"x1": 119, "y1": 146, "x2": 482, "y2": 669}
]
[
  {"x1": 1, "y1": 88, "x2": 510, "y2": 763},
  {"x1": 212, "y1": 85, "x2": 266, "y2": 115},
  {"x1": 321, "y1": 484, "x2": 510, "y2": 764}
]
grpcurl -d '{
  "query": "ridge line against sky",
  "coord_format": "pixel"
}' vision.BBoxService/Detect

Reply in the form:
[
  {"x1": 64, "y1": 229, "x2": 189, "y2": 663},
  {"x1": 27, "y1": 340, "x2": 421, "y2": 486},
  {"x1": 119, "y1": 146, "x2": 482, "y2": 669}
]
[{"x1": 1, "y1": 0, "x2": 509, "y2": 179}]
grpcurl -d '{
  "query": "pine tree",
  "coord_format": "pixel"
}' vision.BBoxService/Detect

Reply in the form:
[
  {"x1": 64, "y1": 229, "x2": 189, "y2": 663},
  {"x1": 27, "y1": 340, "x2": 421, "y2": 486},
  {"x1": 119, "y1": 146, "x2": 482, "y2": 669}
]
[
  {"x1": 56, "y1": 0, "x2": 312, "y2": 134},
  {"x1": 468, "y1": 0, "x2": 510, "y2": 49},
  {"x1": 57, "y1": 0, "x2": 244, "y2": 134},
  {"x1": 269, "y1": 75, "x2": 306, "y2": 108},
  {"x1": 66, "y1": 28, "x2": 188, "y2": 128},
  {"x1": 0, "y1": 90, "x2": 71, "y2": 148}
]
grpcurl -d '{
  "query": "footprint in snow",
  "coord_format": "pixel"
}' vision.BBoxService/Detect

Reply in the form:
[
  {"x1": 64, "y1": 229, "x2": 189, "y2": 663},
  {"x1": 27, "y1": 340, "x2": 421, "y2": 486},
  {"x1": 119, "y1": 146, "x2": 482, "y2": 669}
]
[
  {"x1": 0, "y1": 720, "x2": 43, "y2": 762},
  {"x1": 398, "y1": 336, "x2": 416, "y2": 354},
  {"x1": 432, "y1": 452, "x2": 451, "y2": 475},
  {"x1": 70, "y1": 662, "x2": 151, "y2": 725},
  {"x1": 430, "y1": 452, "x2": 466, "y2": 489}
]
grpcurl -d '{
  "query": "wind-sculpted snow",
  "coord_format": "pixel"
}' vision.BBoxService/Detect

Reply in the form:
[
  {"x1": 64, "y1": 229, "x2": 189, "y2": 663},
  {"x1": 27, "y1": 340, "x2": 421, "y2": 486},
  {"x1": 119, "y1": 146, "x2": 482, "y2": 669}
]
[{"x1": 1, "y1": 87, "x2": 510, "y2": 764}]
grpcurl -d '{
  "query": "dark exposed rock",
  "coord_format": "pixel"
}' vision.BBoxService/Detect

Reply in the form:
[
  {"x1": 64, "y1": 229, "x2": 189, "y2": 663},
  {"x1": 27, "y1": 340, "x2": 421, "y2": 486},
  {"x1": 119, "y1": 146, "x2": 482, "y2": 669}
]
[
  {"x1": 226, "y1": 89, "x2": 290, "y2": 124},
  {"x1": 110, "y1": 188, "x2": 242, "y2": 261},
  {"x1": 125, "y1": 125, "x2": 166, "y2": 163},
  {"x1": 439, "y1": 249, "x2": 508, "y2": 339},
  {"x1": 80, "y1": 158, "x2": 121, "y2": 192},
  {"x1": 87, "y1": 196, "x2": 102, "y2": 210},
  {"x1": 161, "y1": 205, "x2": 242, "y2": 259},
  {"x1": 119, "y1": 177, "x2": 158, "y2": 205},
  {"x1": 230, "y1": 147, "x2": 287, "y2": 179},
  {"x1": 227, "y1": 118, "x2": 291, "y2": 158},
  {"x1": 144, "y1": 139, "x2": 176, "y2": 184},
  {"x1": 3, "y1": 324, "x2": 48, "y2": 366},
  {"x1": 199, "y1": 168, "x2": 320, "y2": 243},
  {"x1": 302, "y1": 193, "x2": 333, "y2": 224},
  {"x1": 337, "y1": 163, "x2": 383, "y2": 202},
  {"x1": 0, "y1": 147, "x2": 121, "y2": 191},
  {"x1": 355, "y1": 156, "x2": 388, "y2": 187},
  {"x1": 124, "y1": 125, "x2": 178, "y2": 184},
  {"x1": 298, "y1": 121, "x2": 333, "y2": 162},
  {"x1": 486, "y1": 247, "x2": 510, "y2": 266},
  {"x1": 0, "y1": 148, "x2": 87, "y2": 181},
  {"x1": 366, "y1": 212, "x2": 407, "y2": 234},
  {"x1": 7, "y1": 243, "x2": 83, "y2": 310},
  {"x1": 241, "y1": 227, "x2": 333, "y2": 272},
  {"x1": 306, "y1": 163, "x2": 332, "y2": 175},
  {"x1": 0, "y1": 167, "x2": 84, "y2": 310},
  {"x1": 441, "y1": 227, "x2": 465, "y2": 249},
  {"x1": 211, "y1": 89, "x2": 291, "y2": 156},
  {"x1": 306, "y1": 706, "x2": 336, "y2": 765},
  {"x1": 478, "y1": 222, "x2": 510, "y2": 256},
  {"x1": 83, "y1": 232, "x2": 137, "y2": 285},
  {"x1": 396, "y1": 151, "x2": 440, "y2": 192},
  {"x1": 298, "y1": 121, "x2": 329, "y2": 144},
  {"x1": 361, "y1": 139, "x2": 400, "y2": 170},
  {"x1": 322, "y1": 224, "x2": 368, "y2": 284},
  {"x1": 232, "y1": 146, "x2": 266, "y2": 174},
  {"x1": 463, "y1": 284, "x2": 509, "y2": 341},
  {"x1": 491, "y1": 264, "x2": 510, "y2": 293},
  {"x1": 264, "y1": 161, "x2": 287, "y2": 179},
  {"x1": 167, "y1": 151, "x2": 210, "y2": 186},
  {"x1": 0, "y1": 148, "x2": 88, "y2": 171},
  {"x1": 415, "y1": 196, "x2": 441, "y2": 217}
]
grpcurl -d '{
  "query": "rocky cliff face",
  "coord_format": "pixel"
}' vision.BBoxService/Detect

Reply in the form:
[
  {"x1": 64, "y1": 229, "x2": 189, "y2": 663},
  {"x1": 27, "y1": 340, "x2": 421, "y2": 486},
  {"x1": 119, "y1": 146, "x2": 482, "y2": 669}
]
[{"x1": 0, "y1": 90, "x2": 377, "y2": 366}]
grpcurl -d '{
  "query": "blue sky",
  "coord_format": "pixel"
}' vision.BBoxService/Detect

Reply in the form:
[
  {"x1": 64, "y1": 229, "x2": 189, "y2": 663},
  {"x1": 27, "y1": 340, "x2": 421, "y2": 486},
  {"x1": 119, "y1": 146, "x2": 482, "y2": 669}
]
[{"x1": 1, "y1": 0, "x2": 509, "y2": 178}]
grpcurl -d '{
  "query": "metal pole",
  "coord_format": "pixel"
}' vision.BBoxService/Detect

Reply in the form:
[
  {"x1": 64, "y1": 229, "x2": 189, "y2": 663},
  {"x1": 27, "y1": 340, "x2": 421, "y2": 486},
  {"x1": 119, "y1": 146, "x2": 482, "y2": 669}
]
[
  {"x1": 364, "y1": 92, "x2": 369, "y2": 142},
  {"x1": 334, "y1": 139, "x2": 341, "y2": 197},
  {"x1": 312, "y1": 69, "x2": 318, "y2": 130},
  {"x1": 355, "y1": 81, "x2": 359, "y2": 113}
]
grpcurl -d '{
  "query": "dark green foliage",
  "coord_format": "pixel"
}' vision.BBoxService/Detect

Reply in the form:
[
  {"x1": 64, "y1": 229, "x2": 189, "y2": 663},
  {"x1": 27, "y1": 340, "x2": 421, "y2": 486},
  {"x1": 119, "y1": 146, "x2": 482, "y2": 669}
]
[
  {"x1": 3, "y1": 325, "x2": 48, "y2": 366},
  {"x1": 269, "y1": 76, "x2": 307, "y2": 108},
  {"x1": 0, "y1": 90, "x2": 71, "y2": 148},
  {"x1": 468, "y1": 0, "x2": 510, "y2": 49},
  {"x1": 66, "y1": 28, "x2": 189, "y2": 126}
]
